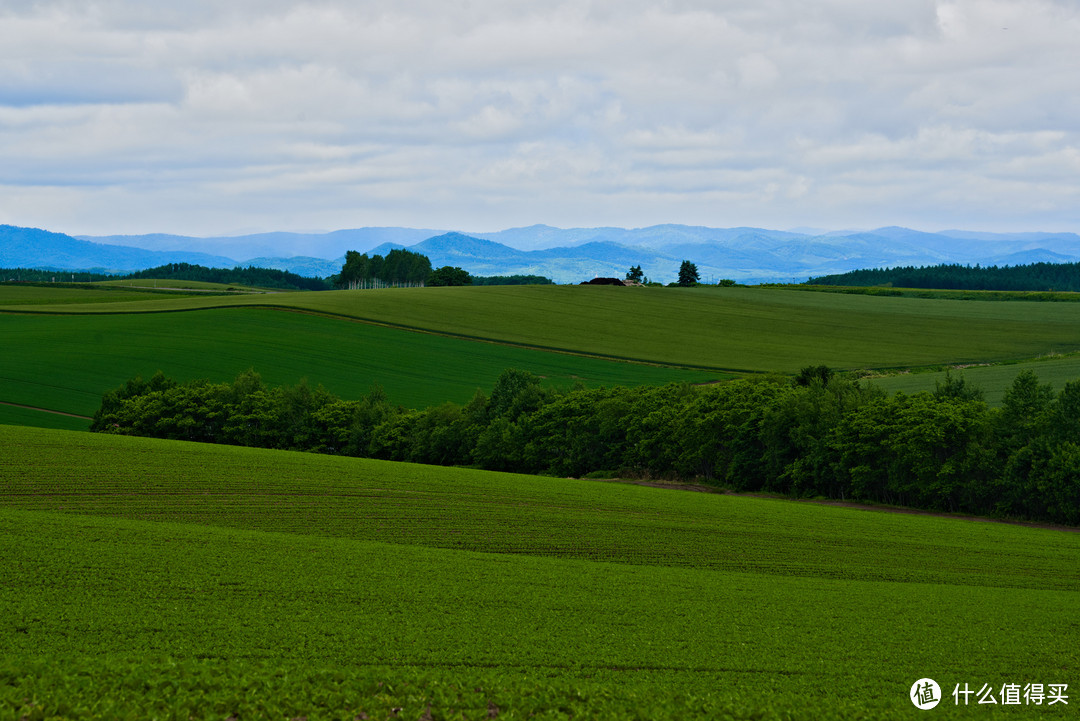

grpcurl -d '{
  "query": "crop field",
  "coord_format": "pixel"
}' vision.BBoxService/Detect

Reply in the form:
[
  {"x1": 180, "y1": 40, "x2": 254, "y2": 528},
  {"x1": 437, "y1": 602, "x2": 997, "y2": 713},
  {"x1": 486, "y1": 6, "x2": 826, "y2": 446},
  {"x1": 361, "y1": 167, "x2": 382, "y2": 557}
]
[
  {"x1": 0, "y1": 306, "x2": 722, "y2": 426},
  {"x1": 6, "y1": 284, "x2": 1080, "y2": 372},
  {"x1": 0, "y1": 284, "x2": 208, "y2": 306},
  {"x1": 867, "y1": 354, "x2": 1080, "y2": 406},
  {"x1": 2, "y1": 424, "x2": 1078, "y2": 719},
  {"x1": 94, "y1": 278, "x2": 275, "y2": 292}
]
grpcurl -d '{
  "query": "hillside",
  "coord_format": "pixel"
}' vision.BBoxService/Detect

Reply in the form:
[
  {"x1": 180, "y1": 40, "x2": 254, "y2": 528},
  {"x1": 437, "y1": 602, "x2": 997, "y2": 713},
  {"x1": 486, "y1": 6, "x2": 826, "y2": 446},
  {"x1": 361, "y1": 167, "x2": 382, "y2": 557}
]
[
  {"x1": 6, "y1": 283, "x2": 1080, "y2": 436},
  {"x1": 0, "y1": 224, "x2": 237, "y2": 271},
  {"x1": 0, "y1": 300, "x2": 721, "y2": 428},
  {"x1": 6, "y1": 284, "x2": 1080, "y2": 372},
  {"x1": 2, "y1": 424, "x2": 1077, "y2": 719}
]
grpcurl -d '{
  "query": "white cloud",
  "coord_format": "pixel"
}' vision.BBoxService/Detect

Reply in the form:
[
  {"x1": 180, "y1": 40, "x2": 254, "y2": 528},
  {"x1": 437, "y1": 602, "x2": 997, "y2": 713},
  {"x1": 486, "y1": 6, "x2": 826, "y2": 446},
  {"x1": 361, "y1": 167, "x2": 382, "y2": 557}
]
[{"x1": 1, "y1": 0, "x2": 1079, "y2": 234}]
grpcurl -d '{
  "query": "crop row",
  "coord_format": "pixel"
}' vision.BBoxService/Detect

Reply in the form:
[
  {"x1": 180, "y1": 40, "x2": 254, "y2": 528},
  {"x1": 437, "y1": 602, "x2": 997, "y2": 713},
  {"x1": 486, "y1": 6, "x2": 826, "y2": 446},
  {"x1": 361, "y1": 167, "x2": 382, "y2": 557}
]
[
  {"x1": 3, "y1": 506, "x2": 1077, "y2": 720},
  {"x1": 4, "y1": 425, "x2": 1079, "y2": 592},
  {"x1": 0, "y1": 307, "x2": 719, "y2": 421},
  {"x1": 7, "y1": 284, "x2": 1080, "y2": 372}
]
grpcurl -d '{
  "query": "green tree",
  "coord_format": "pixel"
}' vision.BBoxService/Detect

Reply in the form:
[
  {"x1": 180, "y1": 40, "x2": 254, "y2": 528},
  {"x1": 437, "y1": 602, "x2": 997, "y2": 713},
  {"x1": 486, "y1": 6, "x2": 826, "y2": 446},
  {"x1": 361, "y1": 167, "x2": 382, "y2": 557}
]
[
  {"x1": 933, "y1": 370, "x2": 984, "y2": 402},
  {"x1": 428, "y1": 266, "x2": 472, "y2": 286},
  {"x1": 677, "y1": 260, "x2": 699, "y2": 286},
  {"x1": 997, "y1": 369, "x2": 1054, "y2": 452},
  {"x1": 335, "y1": 249, "x2": 432, "y2": 289},
  {"x1": 793, "y1": 365, "x2": 835, "y2": 388},
  {"x1": 625, "y1": 265, "x2": 644, "y2": 283}
]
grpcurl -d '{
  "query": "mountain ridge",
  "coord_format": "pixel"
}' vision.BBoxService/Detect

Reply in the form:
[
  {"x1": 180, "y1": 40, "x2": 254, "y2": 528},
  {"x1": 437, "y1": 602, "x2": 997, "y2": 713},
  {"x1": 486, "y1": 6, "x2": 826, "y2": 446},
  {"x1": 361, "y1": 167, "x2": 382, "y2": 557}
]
[{"x1": 5, "y1": 223, "x2": 1080, "y2": 285}]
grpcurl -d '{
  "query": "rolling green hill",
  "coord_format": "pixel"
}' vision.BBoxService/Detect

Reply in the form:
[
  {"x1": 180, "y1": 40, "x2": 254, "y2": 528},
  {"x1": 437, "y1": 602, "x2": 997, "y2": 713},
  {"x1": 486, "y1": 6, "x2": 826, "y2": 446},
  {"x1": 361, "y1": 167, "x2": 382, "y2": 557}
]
[
  {"x1": 7, "y1": 283, "x2": 1080, "y2": 428},
  {"x1": 0, "y1": 306, "x2": 722, "y2": 429},
  {"x1": 865, "y1": 354, "x2": 1080, "y2": 406},
  {"x1": 2, "y1": 425, "x2": 1077, "y2": 719},
  {"x1": 12, "y1": 284, "x2": 1080, "y2": 369},
  {"x1": 7, "y1": 284, "x2": 1080, "y2": 371}
]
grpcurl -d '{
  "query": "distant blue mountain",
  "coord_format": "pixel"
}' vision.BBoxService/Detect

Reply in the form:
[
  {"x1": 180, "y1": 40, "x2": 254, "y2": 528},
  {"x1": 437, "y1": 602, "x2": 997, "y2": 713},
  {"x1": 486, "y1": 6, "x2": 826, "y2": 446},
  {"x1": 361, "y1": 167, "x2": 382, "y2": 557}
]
[
  {"x1": 78, "y1": 227, "x2": 445, "y2": 262},
  {"x1": 415, "y1": 232, "x2": 526, "y2": 261},
  {"x1": 986, "y1": 249, "x2": 1080, "y2": 266},
  {"x1": 0, "y1": 225, "x2": 237, "y2": 272},
  {"x1": 8, "y1": 222, "x2": 1080, "y2": 284},
  {"x1": 241, "y1": 256, "x2": 345, "y2": 278}
]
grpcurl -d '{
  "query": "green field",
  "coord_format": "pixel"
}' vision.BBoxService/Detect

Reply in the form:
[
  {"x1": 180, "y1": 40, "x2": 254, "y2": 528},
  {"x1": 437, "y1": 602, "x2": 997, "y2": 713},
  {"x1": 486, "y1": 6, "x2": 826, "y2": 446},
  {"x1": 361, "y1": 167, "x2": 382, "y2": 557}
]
[
  {"x1": 0, "y1": 284, "x2": 209, "y2": 305},
  {"x1": 5, "y1": 282, "x2": 1080, "y2": 718},
  {"x1": 8, "y1": 283, "x2": 1080, "y2": 428},
  {"x1": 0, "y1": 307, "x2": 722, "y2": 427},
  {"x1": 1, "y1": 424, "x2": 1077, "y2": 719},
  {"x1": 867, "y1": 354, "x2": 1080, "y2": 406},
  {"x1": 0, "y1": 402, "x2": 89, "y2": 431},
  {"x1": 7, "y1": 284, "x2": 1080, "y2": 372},
  {"x1": 94, "y1": 278, "x2": 275, "y2": 292}
]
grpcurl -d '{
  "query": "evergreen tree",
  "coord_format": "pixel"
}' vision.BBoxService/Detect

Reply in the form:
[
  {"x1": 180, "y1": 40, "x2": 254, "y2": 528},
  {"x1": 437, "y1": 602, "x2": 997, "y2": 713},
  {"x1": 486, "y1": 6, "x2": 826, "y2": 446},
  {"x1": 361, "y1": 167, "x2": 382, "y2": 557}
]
[{"x1": 677, "y1": 260, "x2": 700, "y2": 287}]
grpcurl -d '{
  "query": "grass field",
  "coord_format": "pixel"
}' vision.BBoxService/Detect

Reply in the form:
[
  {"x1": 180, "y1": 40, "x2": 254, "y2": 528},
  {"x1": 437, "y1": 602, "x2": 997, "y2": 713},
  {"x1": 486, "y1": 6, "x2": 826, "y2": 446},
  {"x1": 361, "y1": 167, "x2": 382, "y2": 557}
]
[
  {"x1": 94, "y1": 278, "x2": 275, "y2": 292},
  {"x1": 2, "y1": 424, "x2": 1077, "y2": 719},
  {"x1": 7, "y1": 283, "x2": 1080, "y2": 429},
  {"x1": 866, "y1": 354, "x2": 1080, "y2": 406},
  {"x1": 6, "y1": 284, "x2": 1080, "y2": 372},
  {"x1": 0, "y1": 307, "x2": 722, "y2": 427},
  {"x1": 0, "y1": 284, "x2": 209, "y2": 305},
  {"x1": 781, "y1": 284, "x2": 1080, "y2": 303},
  {"x1": 0, "y1": 402, "x2": 89, "y2": 431}
]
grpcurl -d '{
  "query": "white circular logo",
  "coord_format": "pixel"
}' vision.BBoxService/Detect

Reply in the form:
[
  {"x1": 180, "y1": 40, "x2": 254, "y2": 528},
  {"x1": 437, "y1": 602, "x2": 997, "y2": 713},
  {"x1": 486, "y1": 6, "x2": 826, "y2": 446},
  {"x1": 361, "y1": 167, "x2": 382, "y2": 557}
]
[{"x1": 911, "y1": 678, "x2": 941, "y2": 710}]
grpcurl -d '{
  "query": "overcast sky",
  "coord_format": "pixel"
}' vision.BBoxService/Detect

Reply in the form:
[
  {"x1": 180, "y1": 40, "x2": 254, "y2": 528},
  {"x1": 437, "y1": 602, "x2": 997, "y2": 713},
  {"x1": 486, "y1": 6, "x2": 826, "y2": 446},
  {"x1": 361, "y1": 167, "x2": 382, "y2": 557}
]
[{"x1": 2, "y1": 0, "x2": 1079, "y2": 237}]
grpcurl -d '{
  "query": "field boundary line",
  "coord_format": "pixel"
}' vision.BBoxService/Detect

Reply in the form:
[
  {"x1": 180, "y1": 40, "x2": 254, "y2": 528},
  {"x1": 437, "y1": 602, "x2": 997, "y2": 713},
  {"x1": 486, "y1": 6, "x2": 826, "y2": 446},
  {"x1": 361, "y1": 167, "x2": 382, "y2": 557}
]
[
  {"x1": 590, "y1": 477, "x2": 1080, "y2": 533},
  {"x1": 0, "y1": 400, "x2": 92, "y2": 420},
  {"x1": 0, "y1": 303, "x2": 750, "y2": 375}
]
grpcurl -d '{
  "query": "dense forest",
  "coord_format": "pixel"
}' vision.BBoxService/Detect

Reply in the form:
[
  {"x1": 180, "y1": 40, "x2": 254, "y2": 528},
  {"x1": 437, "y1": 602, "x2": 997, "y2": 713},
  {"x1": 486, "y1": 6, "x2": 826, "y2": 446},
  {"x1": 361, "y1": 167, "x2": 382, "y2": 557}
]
[
  {"x1": 123, "y1": 263, "x2": 330, "y2": 290},
  {"x1": 2, "y1": 261, "x2": 555, "y2": 289},
  {"x1": 0, "y1": 264, "x2": 330, "y2": 290},
  {"x1": 331, "y1": 249, "x2": 432, "y2": 289},
  {"x1": 2, "y1": 268, "x2": 113, "y2": 283},
  {"x1": 93, "y1": 367, "x2": 1080, "y2": 527},
  {"x1": 472, "y1": 274, "x2": 554, "y2": 285},
  {"x1": 808, "y1": 262, "x2": 1080, "y2": 291}
]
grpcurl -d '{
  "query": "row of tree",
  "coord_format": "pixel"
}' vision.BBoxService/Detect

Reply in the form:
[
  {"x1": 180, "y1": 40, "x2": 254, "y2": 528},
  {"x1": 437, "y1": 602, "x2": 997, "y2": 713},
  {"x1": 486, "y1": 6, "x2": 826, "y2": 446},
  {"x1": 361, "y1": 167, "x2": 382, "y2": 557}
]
[
  {"x1": 2, "y1": 268, "x2": 112, "y2": 283},
  {"x1": 93, "y1": 367, "x2": 1080, "y2": 526},
  {"x1": 808, "y1": 262, "x2": 1080, "y2": 292},
  {"x1": 123, "y1": 263, "x2": 330, "y2": 291},
  {"x1": 332, "y1": 252, "x2": 555, "y2": 289},
  {"x1": 625, "y1": 262, "x2": 734, "y2": 287},
  {"x1": 332, "y1": 249, "x2": 433, "y2": 289},
  {"x1": 0, "y1": 264, "x2": 330, "y2": 290}
]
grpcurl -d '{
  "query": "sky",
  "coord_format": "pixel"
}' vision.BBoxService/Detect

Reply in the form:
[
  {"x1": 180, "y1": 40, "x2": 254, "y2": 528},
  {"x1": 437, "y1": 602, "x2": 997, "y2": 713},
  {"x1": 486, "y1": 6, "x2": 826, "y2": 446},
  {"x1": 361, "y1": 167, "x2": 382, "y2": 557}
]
[{"x1": 1, "y1": 0, "x2": 1079, "y2": 237}]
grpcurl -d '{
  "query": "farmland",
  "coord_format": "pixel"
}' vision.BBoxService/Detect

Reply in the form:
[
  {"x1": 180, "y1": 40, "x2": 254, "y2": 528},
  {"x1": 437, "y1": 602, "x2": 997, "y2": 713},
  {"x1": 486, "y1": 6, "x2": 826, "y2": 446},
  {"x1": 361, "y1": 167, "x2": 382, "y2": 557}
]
[
  {"x1": 6, "y1": 284, "x2": 1080, "y2": 372},
  {"x1": 7, "y1": 282, "x2": 1080, "y2": 434},
  {"x1": 2, "y1": 424, "x2": 1078, "y2": 719},
  {"x1": 0, "y1": 284, "x2": 211, "y2": 306},
  {"x1": 867, "y1": 353, "x2": 1080, "y2": 406},
  {"x1": 0, "y1": 304, "x2": 722, "y2": 429}
]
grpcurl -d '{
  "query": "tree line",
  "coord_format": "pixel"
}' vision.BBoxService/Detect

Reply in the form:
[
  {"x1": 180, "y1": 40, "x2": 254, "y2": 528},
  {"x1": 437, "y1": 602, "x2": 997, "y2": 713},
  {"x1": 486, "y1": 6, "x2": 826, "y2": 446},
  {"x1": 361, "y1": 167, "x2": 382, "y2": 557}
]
[
  {"x1": 330, "y1": 251, "x2": 553, "y2": 289},
  {"x1": 3, "y1": 259, "x2": 553, "y2": 290},
  {"x1": 1, "y1": 268, "x2": 113, "y2": 283},
  {"x1": 0, "y1": 264, "x2": 331, "y2": 291},
  {"x1": 92, "y1": 366, "x2": 1080, "y2": 526},
  {"x1": 123, "y1": 263, "x2": 331, "y2": 291},
  {"x1": 331, "y1": 249, "x2": 433, "y2": 289},
  {"x1": 471, "y1": 274, "x2": 554, "y2": 286},
  {"x1": 808, "y1": 262, "x2": 1080, "y2": 292}
]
